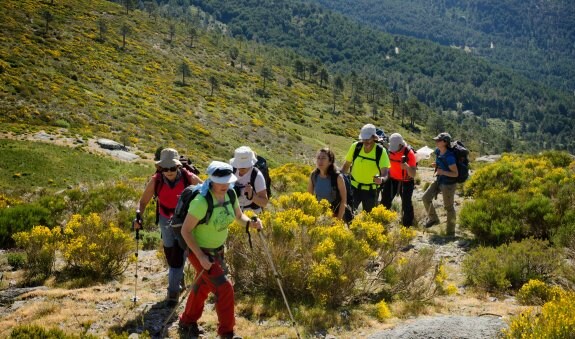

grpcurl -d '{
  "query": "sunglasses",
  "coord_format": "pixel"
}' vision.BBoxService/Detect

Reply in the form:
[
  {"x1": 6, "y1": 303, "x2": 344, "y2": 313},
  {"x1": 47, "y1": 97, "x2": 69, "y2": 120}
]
[
  {"x1": 161, "y1": 166, "x2": 178, "y2": 172},
  {"x1": 212, "y1": 168, "x2": 233, "y2": 177}
]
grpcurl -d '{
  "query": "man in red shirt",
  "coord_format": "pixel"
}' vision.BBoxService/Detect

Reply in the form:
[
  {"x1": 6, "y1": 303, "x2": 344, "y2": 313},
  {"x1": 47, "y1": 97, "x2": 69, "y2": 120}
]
[{"x1": 381, "y1": 133, "x2": 417, "y2": 226}]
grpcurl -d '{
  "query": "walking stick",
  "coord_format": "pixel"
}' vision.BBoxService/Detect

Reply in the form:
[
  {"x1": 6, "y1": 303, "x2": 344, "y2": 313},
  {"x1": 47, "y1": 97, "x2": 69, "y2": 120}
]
[
  {"x1": 131, "y1": 211, "x2": 142, "y2": 304},
  {"x1": 159, "y1": 268, "x2": 206, "y2": 336},
  {"x1": 254, "y1": 218, "x2": 301, "y2": 339}
]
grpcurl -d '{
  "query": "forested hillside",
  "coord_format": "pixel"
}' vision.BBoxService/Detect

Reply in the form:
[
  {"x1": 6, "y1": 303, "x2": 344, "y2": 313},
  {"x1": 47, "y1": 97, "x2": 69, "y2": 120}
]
[
  {"x1": 184, "y1": 0, "x2": 575, "y2": 153},
  {"x1": 312, "y1": 0, "x2": 575, "y2": 92}
]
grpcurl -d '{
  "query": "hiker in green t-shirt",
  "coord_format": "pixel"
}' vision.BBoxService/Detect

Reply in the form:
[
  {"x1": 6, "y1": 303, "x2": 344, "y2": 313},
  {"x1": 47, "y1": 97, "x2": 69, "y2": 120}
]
[
  {"x1": 341, "y1": 124, "x2": 390, "y2": 212},
  {"x1": 178, "y1": 161, "x2": 262, "y2": 339}
]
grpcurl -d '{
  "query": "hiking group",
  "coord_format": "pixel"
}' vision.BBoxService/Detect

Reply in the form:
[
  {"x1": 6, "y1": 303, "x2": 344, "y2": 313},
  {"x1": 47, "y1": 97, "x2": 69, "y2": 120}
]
[{"x1": 133, "y1": 124, "x2": 468, "y2": 338}]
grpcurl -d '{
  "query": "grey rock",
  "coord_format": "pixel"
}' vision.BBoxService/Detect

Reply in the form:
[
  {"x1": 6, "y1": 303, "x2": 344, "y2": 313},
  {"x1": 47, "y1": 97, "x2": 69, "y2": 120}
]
[
  {"x1": 368, "y1": 315, "x2": 507, "y2": 339},
  {"x1": 96, "y1": 138, "x2": 127, "y2": 151}
]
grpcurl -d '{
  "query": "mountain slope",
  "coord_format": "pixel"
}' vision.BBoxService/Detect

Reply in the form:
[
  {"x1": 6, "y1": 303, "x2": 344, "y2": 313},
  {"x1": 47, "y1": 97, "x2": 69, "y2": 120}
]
[
  {"x1": 186, "y1": 0, "x2": 575, "y2": 153},
  {"x1": 0, "y1": 0, "x2": 411, "y2": 168},
  {"x1": 312, "y1": 0, "x2": 575, "y2": 92}
]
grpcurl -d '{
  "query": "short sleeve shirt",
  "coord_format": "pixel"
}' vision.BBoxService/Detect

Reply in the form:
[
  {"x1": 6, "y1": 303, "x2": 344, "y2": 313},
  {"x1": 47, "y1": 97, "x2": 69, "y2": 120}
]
[
  {"x1": 235, "y1": 167, "x2": 266, "y2": 207},
  {"x1": 435, "y1": 148, "x2": 456, "y2": 185},
  {"x1": 345, "y1": 142, "x2": 390, "y2": 186},
  {"x1": 188, "y1": 190, "x2": 239, "y2": 248}
]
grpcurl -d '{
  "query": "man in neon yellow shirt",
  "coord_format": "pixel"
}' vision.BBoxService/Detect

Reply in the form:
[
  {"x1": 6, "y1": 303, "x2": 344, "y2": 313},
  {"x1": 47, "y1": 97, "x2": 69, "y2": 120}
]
[{"x1": 341, "y1": 124, "x2": 390, "y2": 212}]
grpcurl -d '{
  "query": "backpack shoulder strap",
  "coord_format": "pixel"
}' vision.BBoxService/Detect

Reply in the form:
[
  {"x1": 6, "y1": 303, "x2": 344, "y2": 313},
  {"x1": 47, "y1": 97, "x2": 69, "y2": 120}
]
[
  {"x1": 227, "y1": 188, "x2": 237, "y2": 208},
  {"x1": 153, "y1": 172, "x2": 163, "y2": 197},
  {"x1": 197, "y1": 193, "x2": 213, "y2": 225},
  {"x1": 352, "y1": 142, "x2": 363, "y2": 163},
  {"x1": 375, "y1": 144, "x2": 384, "y2": 165},
  {"x1": 250, "y1": 167, "x2": 259, "y2": 189},
  {"x1": 330, "y1": 171, "x2": 339, "y2": 190}
]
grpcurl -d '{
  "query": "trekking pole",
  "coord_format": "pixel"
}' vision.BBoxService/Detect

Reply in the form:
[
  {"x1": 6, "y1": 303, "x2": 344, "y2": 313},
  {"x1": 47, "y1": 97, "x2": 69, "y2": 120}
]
[
  {"x1": 160, "y1": 268, "x2": 206, "y2": 337},
  {"x1": 253, "y1": 217, "x2": 302, "y2": 339},
  {"x1": 131, "y1": 211, "x2": 142, "y2": 304}
]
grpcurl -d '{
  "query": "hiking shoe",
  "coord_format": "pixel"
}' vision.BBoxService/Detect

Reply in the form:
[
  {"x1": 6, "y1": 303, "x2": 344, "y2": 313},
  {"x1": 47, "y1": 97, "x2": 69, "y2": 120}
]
[
  {"x1": 424, "y1": 219, "x2": 439, "y2": 228},
  {"x1": 166, "y1": 291, "x2": 179, "y2": 307},
  {"x1": 178, "y1": 321, "x2": 205, "y2": 336}
]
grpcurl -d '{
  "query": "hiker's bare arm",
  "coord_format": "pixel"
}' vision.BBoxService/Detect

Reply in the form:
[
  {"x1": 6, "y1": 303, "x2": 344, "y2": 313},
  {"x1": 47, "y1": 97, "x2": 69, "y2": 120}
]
[
  {"x1": 379, "y1": 167, "x2": 389, "y2": 180},
  {"x1": 437, "y1": 164, "x2": 458, "y2": 177},
  {"x1": 252, "y1": 189, "x2": 268, "y2": 208},
  {"x1": 181, "y1": 214, "x2": 211, "y2": 270},
  {"x1": 401, "y1": 162, "x2": 417, "y2": 178},
  {"x1": 336, "y1": 175, "x2": 347, "y2": 219},
  {"x1": 189, "y1": 173, "x2": 203, "y2": 185},
  {"x1": 307, "y1": 176, "x2": 314, "y2": 195},
  {"x1": 138, "y1": 179, "x2": 156, "y2": 213},
  {"x1": 234, "y1": 205, "x2": 263, "y2": 230},
  {"x1": 341, "y1": 161, "x2": 352, "y2": 174}
]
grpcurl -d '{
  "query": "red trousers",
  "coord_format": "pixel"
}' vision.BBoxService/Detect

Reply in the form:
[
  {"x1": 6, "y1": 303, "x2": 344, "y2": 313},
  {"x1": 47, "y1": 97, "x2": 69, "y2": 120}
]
[{"x1": 179, "y1": 250, "x2": 235, "y2": 335}]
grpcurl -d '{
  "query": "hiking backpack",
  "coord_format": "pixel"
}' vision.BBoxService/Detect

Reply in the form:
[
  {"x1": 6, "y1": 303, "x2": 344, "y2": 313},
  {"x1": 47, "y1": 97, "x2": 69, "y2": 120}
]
[
  {"x1": 254, "y1": 155, "x2": 272, "y2": 197},
  {"x1": 169, "y1": 185, "x2": 237, "y2": 249},
  {"x1": 440, "y1": 140, "x2": 470, "y2": 183},
  {"x1": 178, "y1": 155, "x2": 200, "y2": 175},
  {"x1": 311, "y1": 170, "x2": 354, "y2": 223}
]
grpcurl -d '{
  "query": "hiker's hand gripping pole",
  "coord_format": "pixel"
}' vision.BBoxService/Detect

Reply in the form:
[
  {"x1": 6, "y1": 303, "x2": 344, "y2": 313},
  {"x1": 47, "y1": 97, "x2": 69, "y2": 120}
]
[{"x1": 252, "y1": 217, "x2": 301, "y2": 339}]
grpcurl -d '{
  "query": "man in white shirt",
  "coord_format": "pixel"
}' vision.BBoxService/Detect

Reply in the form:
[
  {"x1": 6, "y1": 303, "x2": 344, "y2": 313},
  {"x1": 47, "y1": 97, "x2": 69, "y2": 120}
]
[{"x1": 230, "y1": 146, "x2": 269, "y2": 213}]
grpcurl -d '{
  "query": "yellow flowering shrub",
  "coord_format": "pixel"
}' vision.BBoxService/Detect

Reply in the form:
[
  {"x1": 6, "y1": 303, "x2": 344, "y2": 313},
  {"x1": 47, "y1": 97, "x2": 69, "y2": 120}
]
[
  {"x1": 504, "y1": 290, "x2": 575, "y2": 338},
  {"x1": 227, "y1": 192, "x2": 394, "y2": 307},
  {"x1": 13, "y1": 225, "x2": 61, "y2": 280},
  {"x1": 375, "y1": 300, "x2": 392, "y2": 321},
  {"x1": 61, "y1": 214, "x2": 133, "y2": 279},
  {"x1": 516, "y1": 279, "x2": 563, "y2": 306},
  {"x1": 269, "y1": 163, "x2": 314, "y2": 194}
]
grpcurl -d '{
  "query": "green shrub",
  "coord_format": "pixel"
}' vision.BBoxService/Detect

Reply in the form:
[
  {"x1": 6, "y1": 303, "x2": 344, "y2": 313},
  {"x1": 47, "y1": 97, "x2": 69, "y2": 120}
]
[
  {"x1": 61, "y1": 214, "x2": 133, "y2": 280},
  {"x1": 462, "y1": 238, "x2": 563, "y2": 292},
  {"x1": 6, "y1": 251, "x2": 27, "y2": 270},
  {"x1": 0, "y1": 204, "x2": 54, "y2": 247},
  {"x1": 140, "y1": 230, "x2": 161, "y2": 250}
]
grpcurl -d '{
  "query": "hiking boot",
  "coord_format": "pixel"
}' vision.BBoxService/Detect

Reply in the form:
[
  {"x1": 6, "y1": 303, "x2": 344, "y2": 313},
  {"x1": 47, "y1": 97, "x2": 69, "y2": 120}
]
[
  {"x1": 178, "y1": 321, "x2": 205, "y2": 336},
  {"x1": 424, "y1": 218, "x2": 439, "y2": 228},
  {"x1": 166, "y1": 291, "x2": 179, "y2": 307},
  {"x1": 219, "y1": 334, "x2": 242, "y2": 339}
]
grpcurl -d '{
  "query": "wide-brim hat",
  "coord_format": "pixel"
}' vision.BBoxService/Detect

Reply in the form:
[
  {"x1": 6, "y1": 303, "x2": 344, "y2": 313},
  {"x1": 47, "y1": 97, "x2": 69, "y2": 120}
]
[
  {"x1": 207, "y1": 161, "x2": 237, "y2": 184},
  {"x1": 155, "y1": 148, "x2": 182, "y2": 168},
  {"x1": 359, "y1": 124, "x2": 381, "y2": 141},
  {"x1": 388, "y1": 133, "x2": 404, "y2": 152},
  {"x1": 230, "y1": 146, "x2": 257, "y2": 168}
]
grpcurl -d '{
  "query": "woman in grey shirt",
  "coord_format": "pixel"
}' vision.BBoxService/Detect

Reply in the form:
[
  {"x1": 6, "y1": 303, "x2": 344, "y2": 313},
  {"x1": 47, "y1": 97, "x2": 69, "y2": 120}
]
[{"x1": 307, "y1": 148, "x2": 348, "y2": 220}]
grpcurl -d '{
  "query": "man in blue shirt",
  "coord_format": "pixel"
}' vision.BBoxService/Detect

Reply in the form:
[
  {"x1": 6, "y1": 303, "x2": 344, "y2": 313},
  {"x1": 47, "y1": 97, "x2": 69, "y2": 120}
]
[{"x1": 422, "y1": 132, "x2": 459, "y2": 236}]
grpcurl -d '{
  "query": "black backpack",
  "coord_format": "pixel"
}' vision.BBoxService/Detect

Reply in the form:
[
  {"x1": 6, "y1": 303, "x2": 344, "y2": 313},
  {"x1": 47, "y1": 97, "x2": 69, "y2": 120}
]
[
  {"x1": 254, "y1": 155, "x2": 272, "y2": 198},
  {"x1": 178, "y1": 156, "x2": 200, "y2": 175},
  {"x1": 311, "y1": 170, "x2": 354, "y2": 223},
  {"x1": 169, "y1": 185, "x2": 237, "y2": 249},
  {"x1": 440, "y1": 141, "x2": 470, "y2": 184}
]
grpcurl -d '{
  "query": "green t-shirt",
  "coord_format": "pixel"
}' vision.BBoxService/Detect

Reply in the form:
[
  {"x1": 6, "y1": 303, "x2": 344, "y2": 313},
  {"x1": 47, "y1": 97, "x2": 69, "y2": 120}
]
[
  {"x1": 345, "y1": 142, "x2": 390, "y2": 187},
  {"x1": 188, "y1": 190, "x2": 239, "y2": 249}
]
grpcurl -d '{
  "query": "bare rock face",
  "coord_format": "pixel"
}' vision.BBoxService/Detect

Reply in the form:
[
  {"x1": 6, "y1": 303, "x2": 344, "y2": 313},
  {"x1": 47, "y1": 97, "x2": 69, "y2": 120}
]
[{"x1": 96, "y1": 138, "x2": 127, "y2": 151}]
